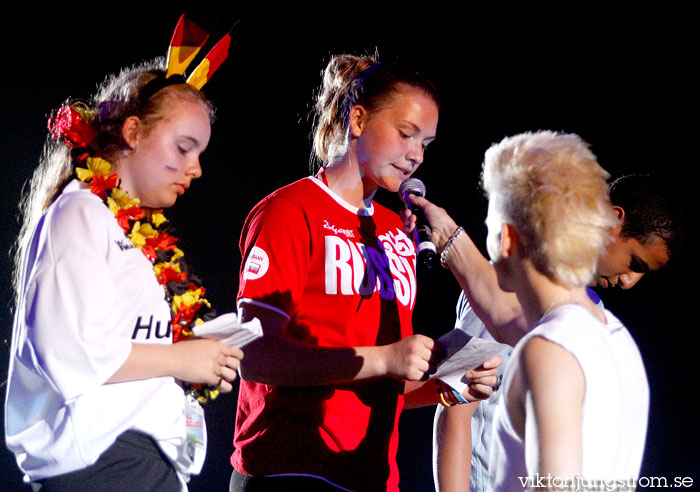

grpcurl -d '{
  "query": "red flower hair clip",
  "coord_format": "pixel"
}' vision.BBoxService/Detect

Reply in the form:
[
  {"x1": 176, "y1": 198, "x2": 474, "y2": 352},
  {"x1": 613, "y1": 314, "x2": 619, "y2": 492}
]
[{"x1": 48, "y1": 104, "x2": 97, "y2": 148}]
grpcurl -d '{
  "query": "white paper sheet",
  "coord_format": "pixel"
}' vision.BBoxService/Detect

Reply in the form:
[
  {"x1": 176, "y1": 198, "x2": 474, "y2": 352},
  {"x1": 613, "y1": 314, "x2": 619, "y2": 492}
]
[
  {"x1": 432, "y1": 329, "x2": 508, "y2": 394},
  {"x1": 192, "y1": 312, "x2": 263, "y2": 348}
]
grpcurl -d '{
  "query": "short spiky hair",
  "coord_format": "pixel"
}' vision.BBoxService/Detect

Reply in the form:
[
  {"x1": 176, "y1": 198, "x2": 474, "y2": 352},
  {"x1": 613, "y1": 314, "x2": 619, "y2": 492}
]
[
  {"x1": 610, "y1": 174, "x2": 683, "y2": 260},
  {"x1": 482, "y1": 131, "x2": 619, "y2": 288}
]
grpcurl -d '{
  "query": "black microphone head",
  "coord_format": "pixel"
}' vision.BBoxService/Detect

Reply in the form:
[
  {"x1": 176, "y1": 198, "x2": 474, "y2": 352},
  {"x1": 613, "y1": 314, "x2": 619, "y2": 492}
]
[{"x1": 398, "y1": 178, "x2": 426, "y2": 203}]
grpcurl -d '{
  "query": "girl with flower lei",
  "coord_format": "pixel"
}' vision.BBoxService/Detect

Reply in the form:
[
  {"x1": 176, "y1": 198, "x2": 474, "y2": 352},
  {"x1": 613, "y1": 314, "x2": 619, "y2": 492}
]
[{"x1": 6, "y1": 56, "x2": 243, "y2": 491}]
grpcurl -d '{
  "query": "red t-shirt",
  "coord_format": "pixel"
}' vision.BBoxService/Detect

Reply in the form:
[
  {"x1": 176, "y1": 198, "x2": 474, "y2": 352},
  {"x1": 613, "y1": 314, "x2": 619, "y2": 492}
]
[{"x1": 232, "y1": 177, "x2": 417, "y2": 491}]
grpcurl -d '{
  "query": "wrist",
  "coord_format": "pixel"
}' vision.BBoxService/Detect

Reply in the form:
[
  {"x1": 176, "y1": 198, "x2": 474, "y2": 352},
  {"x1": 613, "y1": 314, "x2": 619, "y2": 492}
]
[
  {"x1": 153, "y1": 343, "x2": 183, "y2": 379},
  {"x1": 439, "y1": 226, "x2": 465, "y2": 269},
  {"x1": 161, "y1": 342, "x2": 188, "y2": 380},
  {"x1": 432, "y1": 219, "x2": 459, "y2": 250},
  {"x1": 358, "y1": 345, "x2": 390, "y2": 379},
  {"x1": 437, "y1": 381, "x2": 470, "y2": 406}
]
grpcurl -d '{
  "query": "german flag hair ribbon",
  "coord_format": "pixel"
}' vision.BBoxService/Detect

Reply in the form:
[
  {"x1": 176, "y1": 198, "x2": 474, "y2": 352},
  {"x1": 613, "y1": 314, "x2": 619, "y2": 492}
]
[
  {"x1": 165, "y1": 15, "x2": 210, "y2": 79},
  {"x1": 141, "y1": 14, "x2": 231, "y2": 101}
]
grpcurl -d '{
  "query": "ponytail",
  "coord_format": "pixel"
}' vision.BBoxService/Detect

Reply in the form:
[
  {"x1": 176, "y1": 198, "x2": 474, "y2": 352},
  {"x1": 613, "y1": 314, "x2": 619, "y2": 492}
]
[{"x1": 311, "y1": 53, "x2": 439, "y2": 170}]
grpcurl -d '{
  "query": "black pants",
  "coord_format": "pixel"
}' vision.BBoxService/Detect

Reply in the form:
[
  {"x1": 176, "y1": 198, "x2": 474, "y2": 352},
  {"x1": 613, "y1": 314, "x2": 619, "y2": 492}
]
[
  {"x1": 32, "y1": 430, "x2": 180, "y2": 492},
  {"x1": 230, "y1": 469, "x2": 349, "y2": 492}
]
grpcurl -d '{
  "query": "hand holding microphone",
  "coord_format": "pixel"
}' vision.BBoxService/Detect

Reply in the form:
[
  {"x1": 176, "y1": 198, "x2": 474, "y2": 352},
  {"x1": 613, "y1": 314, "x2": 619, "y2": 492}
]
[
  {"x1": 399, "y1": 178, "x2": 438, "y2": 268},
  {"x1": 399, "y1": 179, "x2": 461, "y2": 260}
]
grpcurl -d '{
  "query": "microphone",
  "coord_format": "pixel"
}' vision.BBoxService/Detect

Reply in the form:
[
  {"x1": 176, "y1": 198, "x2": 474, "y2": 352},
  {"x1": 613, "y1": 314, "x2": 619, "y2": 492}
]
[{"x1": 399, "y1": 178, "x2": 437, "y2": 268}]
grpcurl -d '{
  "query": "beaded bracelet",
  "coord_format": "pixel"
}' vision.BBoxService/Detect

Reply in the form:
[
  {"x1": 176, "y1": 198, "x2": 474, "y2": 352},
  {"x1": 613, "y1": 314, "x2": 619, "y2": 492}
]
[{"x1": 439, "y1": 226, "x2": 464, "y2": 269}]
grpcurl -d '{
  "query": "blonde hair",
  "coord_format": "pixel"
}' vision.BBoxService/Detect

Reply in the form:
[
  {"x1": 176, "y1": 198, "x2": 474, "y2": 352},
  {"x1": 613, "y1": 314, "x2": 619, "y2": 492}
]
[{"x1": 482, "y1": 131, "x2": 619, "y2": 288}]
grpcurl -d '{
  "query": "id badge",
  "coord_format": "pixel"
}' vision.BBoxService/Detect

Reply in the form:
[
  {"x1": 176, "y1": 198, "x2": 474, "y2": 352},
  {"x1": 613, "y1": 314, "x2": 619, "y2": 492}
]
[{"x1": 185, "y1": 393, "x2": 206, "y2": 464}]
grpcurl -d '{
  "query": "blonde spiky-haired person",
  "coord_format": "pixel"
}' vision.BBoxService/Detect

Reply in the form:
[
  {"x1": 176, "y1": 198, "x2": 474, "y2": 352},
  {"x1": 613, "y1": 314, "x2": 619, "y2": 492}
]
[{"x1": 405, "y1": 131, "x2": 650, "y2": 490}]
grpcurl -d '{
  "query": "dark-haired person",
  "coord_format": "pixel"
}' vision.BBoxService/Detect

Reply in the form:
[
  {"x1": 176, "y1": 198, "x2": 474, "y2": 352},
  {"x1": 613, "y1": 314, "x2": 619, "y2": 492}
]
[
  {"x1": 591, "y1": 174, "x2": 680, "y2": 290},
  {"x1": 230, "y1": 54, "x2": 499, "y2": 492},
  {"x1": 5, "y1": 19, "x2": 243, "y2": 492},
  {"x1": 404, "y1": 171, "x2": 681, "y2": 491}
]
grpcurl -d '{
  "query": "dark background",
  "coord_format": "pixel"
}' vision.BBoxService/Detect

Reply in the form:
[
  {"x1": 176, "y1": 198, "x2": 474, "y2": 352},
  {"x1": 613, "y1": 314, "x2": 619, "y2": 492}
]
[{"x1": 1, "y1": 3, "x2": 697, "y2": 491}]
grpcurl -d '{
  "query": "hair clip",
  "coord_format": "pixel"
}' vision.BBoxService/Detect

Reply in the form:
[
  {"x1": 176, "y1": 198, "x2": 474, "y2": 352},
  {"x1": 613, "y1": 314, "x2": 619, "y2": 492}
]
[{"x1": 47, "y1": 102, "x2": 97, "y2": 148}]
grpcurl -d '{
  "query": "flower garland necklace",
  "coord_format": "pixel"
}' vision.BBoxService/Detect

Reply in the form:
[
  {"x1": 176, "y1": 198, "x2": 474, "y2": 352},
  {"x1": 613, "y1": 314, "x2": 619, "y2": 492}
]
[{"x1": 75, "y1": 155, "x2": 220, "y2": 402}]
